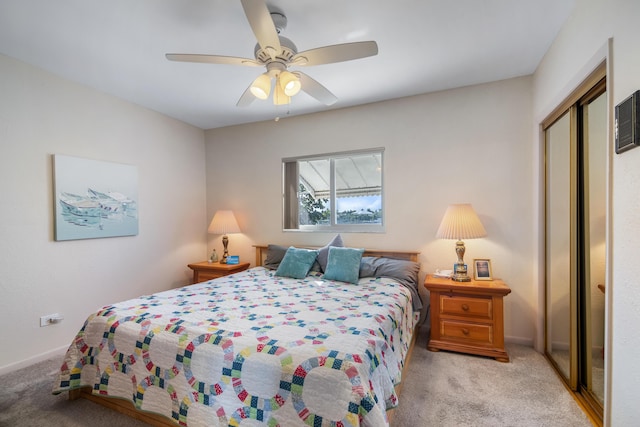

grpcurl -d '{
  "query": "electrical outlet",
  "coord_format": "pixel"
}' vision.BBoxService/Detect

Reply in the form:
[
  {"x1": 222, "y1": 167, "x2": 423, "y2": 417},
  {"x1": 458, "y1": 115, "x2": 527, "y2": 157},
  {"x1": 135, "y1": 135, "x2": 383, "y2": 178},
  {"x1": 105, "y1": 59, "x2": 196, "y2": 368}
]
[{"x1": 40, "y1": 313, "x2": 62, "y2": 327}]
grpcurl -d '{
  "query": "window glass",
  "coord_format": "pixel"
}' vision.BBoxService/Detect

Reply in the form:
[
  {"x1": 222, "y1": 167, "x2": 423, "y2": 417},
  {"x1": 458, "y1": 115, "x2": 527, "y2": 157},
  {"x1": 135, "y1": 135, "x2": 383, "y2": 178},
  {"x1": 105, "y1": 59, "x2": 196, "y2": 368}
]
[{"x1": 283, "y1": 149, "x2": 384, "y2": 232}]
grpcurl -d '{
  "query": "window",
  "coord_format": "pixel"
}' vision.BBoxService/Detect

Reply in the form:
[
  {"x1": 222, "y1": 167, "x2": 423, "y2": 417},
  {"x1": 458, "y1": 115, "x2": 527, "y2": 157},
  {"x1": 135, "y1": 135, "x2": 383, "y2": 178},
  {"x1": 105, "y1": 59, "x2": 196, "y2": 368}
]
[{"x1": 283, "y1": 149, "x2": 384, "y2": 232}]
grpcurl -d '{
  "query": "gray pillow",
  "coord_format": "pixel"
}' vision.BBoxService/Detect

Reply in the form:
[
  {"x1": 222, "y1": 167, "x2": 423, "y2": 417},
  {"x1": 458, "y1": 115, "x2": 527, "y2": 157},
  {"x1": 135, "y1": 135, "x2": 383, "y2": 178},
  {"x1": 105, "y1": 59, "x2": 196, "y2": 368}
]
[
  {"x1": 263, "y1": 244, "x2": 288, "y2": 270},
  {"x1": 359, "y1": 256, "x2": 422, "y2": 310},
  {"x1": 316, "y1": 234, "x2": 343, "y2": 272},
  {"x1": 359, "y1": 256, "x2": 420, "y2": 285},
  {"x1": 358, "y1": 256, "x2": 379, "y2": 278}
]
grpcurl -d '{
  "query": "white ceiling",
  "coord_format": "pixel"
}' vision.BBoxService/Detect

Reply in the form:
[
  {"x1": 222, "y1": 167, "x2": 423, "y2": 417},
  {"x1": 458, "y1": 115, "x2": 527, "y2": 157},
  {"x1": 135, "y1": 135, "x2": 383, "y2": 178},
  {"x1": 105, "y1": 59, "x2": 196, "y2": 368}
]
[{"x1": 0, "y1": 0, "x2": 575, "y2": 130}]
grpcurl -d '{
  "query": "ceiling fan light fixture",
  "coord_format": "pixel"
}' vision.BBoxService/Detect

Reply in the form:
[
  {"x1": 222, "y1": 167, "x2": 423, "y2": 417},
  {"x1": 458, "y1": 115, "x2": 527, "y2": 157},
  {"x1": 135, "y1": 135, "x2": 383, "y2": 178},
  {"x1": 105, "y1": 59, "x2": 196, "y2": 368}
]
[
  {"x1": 250, "y1": 73, "x2": 271, "y2": 100},
  {"x1": 273, "y1": 78, "x2": 290, "y2": 105},
  {"x1": 166, "y1": 0, "x2": 378, "y2": 108},
  {"x1": 279, "y1": 71, "x2": 301, "y2": 96}
]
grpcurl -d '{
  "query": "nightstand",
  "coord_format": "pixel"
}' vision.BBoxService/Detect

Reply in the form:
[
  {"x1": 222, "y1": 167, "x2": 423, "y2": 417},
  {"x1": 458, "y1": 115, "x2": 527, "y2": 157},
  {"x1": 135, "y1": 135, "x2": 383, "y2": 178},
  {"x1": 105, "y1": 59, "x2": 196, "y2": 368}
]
[
  {"x1": 424, "y1": 274, "x2": 511, "y2": 362},
  {"x1": 187, "y1": 261, "x2": 250, "y2": 284}
]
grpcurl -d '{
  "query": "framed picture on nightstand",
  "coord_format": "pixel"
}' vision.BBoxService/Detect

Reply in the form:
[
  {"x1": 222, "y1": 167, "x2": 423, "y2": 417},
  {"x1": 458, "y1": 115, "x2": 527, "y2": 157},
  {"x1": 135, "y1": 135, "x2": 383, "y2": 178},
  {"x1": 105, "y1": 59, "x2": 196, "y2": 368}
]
[{"x1": 474, "y1": 259, "x2": 492, "y2": 280}]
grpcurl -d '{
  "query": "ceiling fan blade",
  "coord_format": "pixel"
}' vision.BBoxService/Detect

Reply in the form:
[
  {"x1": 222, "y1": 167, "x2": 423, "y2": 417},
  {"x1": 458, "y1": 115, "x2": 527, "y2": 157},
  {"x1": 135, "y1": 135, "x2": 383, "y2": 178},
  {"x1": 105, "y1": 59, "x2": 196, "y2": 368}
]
[
  {"x1": 240, "y1": 0, "x2": 281, "y2": 59},
  {"x1": 296, "y1": 72, "x2": 338, "y2": 106},
  {"x1": 291, "y1": 41, "x2": 378, "y2": 66},
  {"x1": 166, "y1": 53, "x2": 261, "y2": 67},
  {"x1": 236, "y1": 85, "x2": 256, "y2": 107}
]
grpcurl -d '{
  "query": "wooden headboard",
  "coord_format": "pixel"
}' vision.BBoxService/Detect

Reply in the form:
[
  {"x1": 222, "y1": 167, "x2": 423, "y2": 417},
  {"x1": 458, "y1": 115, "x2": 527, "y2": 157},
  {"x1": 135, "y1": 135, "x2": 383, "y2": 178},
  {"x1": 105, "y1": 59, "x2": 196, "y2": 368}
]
[{"x1": 253, "y1": 245, "x2": 419, "y2": 267}]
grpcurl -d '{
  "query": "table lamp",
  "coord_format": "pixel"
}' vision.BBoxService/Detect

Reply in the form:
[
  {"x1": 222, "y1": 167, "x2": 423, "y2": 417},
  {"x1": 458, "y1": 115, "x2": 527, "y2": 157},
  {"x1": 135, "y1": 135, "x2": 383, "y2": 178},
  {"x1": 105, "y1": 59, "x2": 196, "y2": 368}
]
[
  {"x1": 208, "y1": 210, "x2": 241, "y2": 264},
  {"x1": 436, "y1": 204, "x2": 487, "y2": 282}
]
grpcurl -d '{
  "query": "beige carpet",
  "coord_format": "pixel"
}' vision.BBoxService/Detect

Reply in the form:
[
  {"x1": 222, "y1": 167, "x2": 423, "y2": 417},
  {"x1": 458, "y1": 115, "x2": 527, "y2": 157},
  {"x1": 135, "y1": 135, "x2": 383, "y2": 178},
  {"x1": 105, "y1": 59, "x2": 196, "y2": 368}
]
[
  {"x1": 0, "y1": 327, "x2": 593, "y2": 426},
  {"x1": 393, "y1": 326, "x2": 593, "y2": 426}
]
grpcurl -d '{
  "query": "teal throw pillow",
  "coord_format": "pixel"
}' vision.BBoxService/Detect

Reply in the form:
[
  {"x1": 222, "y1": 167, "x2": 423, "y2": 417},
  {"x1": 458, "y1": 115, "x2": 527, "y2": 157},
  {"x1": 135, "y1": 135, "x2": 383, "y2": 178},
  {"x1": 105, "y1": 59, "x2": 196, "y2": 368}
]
[
  {"x1": 275, "y1": 247, "x2": 319, "y2": 279},
  {"x1": 323, "y1": 246, "x2": 365, "y2": 284}
]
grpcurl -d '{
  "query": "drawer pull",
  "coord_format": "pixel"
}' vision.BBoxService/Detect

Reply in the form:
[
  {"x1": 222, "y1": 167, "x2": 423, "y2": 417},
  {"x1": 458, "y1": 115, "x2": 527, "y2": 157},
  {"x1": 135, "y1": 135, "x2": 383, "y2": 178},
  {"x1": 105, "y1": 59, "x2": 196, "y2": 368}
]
[
  {"x1": 461, "y1": 328, "x2": 469, "y2": 335},
  {"x1": 461, "y1": 304, "x2": 469, "y2": 311}
]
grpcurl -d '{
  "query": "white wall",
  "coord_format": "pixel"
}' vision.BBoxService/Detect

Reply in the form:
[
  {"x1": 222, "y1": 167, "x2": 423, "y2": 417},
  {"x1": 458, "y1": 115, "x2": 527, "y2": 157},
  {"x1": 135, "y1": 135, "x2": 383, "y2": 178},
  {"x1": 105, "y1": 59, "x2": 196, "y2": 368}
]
[
  {"x1": 533, "y1": 0, "x2": 640, "y2": 424},
  {"x1": 0, "y1": 54, "x2": 207, "y2": 371},
  {"x1": 205, "y1": 76, "x2": 535, "y2": 343}
]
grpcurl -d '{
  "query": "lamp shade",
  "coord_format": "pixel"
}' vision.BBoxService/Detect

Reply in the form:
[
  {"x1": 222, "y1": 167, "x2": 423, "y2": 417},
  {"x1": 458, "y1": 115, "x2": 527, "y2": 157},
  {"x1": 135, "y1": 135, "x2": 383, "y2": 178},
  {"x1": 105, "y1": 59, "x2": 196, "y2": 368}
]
[
  {"x1": 250, "y1": 74, "x2": 271, "y2": 100},
  {"x1": 208, "y1": 210, "x2": 241, "y2": 235},
  {"x1": 279, "y1": 71, "x2": 301, "y2": 96},
  {"x1": 436, "y1": 204, "x2": 486, "y2": 240}
]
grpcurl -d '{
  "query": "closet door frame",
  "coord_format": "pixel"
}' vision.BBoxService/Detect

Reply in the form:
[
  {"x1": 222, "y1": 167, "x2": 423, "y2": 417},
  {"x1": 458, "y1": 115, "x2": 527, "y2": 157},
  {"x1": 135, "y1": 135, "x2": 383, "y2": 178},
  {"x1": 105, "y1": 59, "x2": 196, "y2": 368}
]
[{"x1": 542, "y1": 63, "x2": 607, "y2": 425}]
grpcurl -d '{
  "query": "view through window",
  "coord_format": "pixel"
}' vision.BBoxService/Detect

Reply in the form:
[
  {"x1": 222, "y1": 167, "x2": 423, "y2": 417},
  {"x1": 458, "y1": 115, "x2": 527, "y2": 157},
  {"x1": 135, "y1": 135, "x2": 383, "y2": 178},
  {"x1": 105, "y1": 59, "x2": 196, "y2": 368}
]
[{"x1": 283, "y1": 149, "x2": 384, "y2": 231}]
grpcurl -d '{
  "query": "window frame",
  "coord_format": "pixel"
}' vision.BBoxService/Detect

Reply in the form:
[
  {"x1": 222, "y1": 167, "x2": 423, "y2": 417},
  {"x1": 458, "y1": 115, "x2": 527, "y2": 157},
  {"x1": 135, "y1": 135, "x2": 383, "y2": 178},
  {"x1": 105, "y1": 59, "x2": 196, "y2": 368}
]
[{"x1": 282, "y1": 148, "x2": 385, "y2": 233}]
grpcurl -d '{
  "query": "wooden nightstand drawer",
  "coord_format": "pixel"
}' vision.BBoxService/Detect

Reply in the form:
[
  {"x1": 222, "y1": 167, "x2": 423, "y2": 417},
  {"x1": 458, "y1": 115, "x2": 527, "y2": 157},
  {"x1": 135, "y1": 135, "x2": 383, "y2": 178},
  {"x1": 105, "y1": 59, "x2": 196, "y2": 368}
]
[
  {"x1": 440, "y1": 320, "x2": 493, "y2": 344},
  {"x1": 197, "y1": 271, "x2": 226, "y2": 281},
  {"x1": 440, "y1": 295, "x2": 492, "y2": 320}
]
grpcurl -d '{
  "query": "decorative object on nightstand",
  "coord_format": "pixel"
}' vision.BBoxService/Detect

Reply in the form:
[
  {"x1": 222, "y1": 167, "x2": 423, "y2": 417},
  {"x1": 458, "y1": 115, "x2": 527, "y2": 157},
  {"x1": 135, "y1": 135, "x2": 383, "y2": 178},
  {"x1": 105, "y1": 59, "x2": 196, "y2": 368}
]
[
  {"x1": 473, "y1": 258, "x2": 492, "y2": 280},
  {"x1": 436, "y1": 204, "x2": 487, "y2": 282},
  {"x1": 208, "y1": 210, "x2": 241, "y2": 264},
  {"x1": 209, "y1": 249, "x2": 219, "y2": 263},
  {"x1": 424, "y1": 274, "x2": 511, "y2": 362},
  {"x1": 188, "y1": 261, "x2": 250, "y2": 284}
]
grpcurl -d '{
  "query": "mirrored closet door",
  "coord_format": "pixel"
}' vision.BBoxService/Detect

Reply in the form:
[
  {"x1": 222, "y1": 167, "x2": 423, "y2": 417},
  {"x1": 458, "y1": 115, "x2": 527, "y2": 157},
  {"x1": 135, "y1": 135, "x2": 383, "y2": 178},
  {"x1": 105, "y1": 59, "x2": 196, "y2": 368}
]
[{"x1": 544, "y1": 66, "x2": 606, "y2": 425}]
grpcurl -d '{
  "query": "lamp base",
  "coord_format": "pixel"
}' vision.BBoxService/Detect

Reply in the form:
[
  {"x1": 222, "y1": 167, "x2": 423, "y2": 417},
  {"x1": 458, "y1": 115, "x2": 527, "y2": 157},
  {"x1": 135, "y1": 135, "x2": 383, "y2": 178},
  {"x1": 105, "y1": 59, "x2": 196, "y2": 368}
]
[
  {"x1": 451, "y1": 240, "x2": 471, "y2": 281},
  {"x1": 220, "y1": 234, "x2": 229, "y2": 264},
  {"x1": 452, "y1": 263, "x2": 471, "y2": 282}
]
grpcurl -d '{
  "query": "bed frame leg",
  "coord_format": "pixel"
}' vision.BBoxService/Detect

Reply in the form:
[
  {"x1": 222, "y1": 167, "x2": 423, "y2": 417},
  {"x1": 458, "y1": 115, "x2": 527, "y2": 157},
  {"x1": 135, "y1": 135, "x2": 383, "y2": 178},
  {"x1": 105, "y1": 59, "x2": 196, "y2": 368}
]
[{"x1": 68, "y1": 389, "x2": 82, "y2": 400}]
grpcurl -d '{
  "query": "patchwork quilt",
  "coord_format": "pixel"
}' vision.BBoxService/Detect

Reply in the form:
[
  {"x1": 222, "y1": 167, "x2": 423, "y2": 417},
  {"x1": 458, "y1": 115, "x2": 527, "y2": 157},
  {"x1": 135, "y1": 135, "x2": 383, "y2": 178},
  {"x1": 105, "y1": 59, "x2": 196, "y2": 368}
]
[{"x1": 53, "y1": 267, "x2": 418, "y2": 427}]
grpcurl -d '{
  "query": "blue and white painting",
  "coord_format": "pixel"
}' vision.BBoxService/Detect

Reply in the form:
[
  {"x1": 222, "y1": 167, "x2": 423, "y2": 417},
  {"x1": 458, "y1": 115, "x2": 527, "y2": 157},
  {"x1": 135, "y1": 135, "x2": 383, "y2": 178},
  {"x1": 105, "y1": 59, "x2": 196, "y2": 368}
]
[{"x1": 53, "y1": 155, "x2": 138, "y2": 241}]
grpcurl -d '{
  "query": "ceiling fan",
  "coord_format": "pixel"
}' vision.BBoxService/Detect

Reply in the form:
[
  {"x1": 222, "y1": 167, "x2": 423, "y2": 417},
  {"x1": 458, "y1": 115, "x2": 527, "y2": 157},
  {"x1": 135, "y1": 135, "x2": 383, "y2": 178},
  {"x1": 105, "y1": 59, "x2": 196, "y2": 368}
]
[{"x1": 165, "y1": 0, "x2": 378, "y2": 107}]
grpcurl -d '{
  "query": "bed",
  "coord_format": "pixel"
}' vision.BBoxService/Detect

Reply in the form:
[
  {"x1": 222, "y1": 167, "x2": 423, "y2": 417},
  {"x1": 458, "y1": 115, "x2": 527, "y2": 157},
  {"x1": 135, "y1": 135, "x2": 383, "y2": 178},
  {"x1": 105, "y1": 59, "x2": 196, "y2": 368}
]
[{"x1": 53, "y1": 243, "x2": 421, "y2": 427}]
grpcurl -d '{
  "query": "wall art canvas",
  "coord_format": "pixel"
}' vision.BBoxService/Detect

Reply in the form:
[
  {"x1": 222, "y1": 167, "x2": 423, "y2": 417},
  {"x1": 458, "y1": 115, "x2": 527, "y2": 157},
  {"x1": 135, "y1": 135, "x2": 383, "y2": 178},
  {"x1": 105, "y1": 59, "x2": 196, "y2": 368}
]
[{"x1": 53, "y1": 154, "x2": 138, "y2": 241}]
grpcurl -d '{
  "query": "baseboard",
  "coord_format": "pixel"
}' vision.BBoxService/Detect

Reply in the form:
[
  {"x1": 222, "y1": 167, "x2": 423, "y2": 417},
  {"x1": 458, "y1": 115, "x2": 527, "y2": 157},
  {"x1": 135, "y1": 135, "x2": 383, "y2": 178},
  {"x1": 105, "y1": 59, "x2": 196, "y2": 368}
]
[
  {"x1": 505, "y1": 336, "x2": 534, "y2": 346},
  {"x1": 551, "y1": 340, "x2": 570, "y2": 351},
  {"x1": 0, "y1": 345, "x2": 68, "y2": 376}
]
